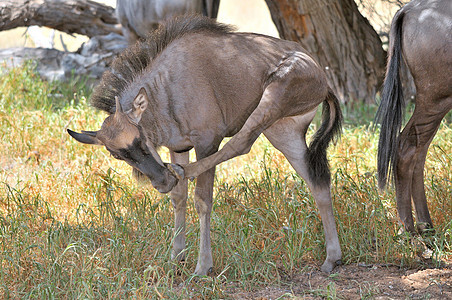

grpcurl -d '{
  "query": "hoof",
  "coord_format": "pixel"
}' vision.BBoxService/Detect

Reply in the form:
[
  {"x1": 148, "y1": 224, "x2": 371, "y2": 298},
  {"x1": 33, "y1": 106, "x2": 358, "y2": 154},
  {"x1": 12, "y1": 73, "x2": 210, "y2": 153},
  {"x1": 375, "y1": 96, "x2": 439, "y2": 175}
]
[
  {"x1": 167, "y1": 163, "x2": 185, "y2": 181},
  {"x1": 172, "y1": 259, "x2": 186, "y2": 276},
  {"x1": 171, "y1": 252, "x2": 186, "y2": 263},
  {"x1": 416, "y1": 223, "x2": 435, "y2": 237},
  {"x1": 320, "y1": 259, "x2": 341, "y2": 273},
  {"x1": 194, "y1": 265, "x2": 213, "y2": 276}
]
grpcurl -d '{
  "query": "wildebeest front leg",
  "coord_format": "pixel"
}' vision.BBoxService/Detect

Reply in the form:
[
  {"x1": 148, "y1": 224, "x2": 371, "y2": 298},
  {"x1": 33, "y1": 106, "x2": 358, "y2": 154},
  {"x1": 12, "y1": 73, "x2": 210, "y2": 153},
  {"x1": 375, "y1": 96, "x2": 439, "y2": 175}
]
[
  {"x1": 193, "y1": 167, "x2": 216, "y2": 275},
  {"x1": 193, "y1": 147, "x2": 218, "y2": 276},
  {"x1": 170, "y1": 151, "x2": 189, "y2": 262}
]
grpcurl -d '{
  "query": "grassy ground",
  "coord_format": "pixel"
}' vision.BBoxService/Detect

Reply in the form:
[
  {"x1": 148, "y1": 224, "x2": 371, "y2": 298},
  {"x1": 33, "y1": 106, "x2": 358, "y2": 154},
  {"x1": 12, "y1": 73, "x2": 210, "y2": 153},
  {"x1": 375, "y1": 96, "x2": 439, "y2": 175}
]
[{"x1": 0, "y1": 63, "x2": 451, "y2": 298}]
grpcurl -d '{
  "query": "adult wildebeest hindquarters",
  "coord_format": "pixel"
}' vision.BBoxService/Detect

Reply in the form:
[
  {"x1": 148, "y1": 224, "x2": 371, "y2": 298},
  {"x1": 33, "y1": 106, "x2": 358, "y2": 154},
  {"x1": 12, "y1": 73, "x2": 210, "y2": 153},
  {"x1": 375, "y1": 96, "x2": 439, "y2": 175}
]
[
  {"x1": 68, "y1": 16, "x2": 343, "y2": 275},
  {"x1": 376, "y1": 0, "x2": 452, "y2": 233},
  {"x1": 116, "y1": 0, "x2": 220, "y2": 43}
]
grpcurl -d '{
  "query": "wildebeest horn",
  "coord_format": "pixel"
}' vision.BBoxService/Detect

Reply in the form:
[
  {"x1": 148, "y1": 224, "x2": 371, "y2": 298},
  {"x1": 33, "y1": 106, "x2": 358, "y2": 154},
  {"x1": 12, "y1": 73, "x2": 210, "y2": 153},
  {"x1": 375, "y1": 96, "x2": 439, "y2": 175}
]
[
  {"x1": 81, "y1": 130, "x2": 98, "y2": 137},
  {"x1": 67, "y1": 129, "x2": 102, "y2": 145},
  {"x1": 115, "y1": 96, "x2": 123, "y2": 114}
]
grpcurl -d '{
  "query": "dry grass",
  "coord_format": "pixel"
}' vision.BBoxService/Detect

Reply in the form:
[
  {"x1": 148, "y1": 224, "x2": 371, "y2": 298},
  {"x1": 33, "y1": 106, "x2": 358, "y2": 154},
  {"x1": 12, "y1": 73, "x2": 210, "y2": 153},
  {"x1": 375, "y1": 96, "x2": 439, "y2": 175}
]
[{"x1": 0, "y1": 63, "x2": 451, "y2": 298}]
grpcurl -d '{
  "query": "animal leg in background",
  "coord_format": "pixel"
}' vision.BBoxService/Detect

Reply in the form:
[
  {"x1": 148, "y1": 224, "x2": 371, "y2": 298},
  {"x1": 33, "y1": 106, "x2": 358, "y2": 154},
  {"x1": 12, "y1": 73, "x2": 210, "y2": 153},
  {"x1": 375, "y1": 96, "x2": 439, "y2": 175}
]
[{"x1": 395, "y1": 99, "x2": 452, "y2": 233}]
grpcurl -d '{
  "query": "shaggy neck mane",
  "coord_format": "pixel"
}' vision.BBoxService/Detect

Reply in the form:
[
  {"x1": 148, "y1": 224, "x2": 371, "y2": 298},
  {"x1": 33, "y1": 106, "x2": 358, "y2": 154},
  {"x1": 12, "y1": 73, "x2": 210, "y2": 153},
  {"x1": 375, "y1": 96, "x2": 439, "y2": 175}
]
[{"x1": 90, "y1": 15, "x2": 234, "y2": 114}]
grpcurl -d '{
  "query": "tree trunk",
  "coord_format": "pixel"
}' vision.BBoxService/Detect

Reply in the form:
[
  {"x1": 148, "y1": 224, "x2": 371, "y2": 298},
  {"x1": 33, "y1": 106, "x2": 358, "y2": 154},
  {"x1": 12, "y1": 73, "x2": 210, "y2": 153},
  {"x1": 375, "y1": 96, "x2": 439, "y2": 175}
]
[
  {"x1": 265, "y1": 0, "x2": 386, "y2": 103},
  {"x1": 0, "y1": 0, "x2": 120, "y2": 38}
]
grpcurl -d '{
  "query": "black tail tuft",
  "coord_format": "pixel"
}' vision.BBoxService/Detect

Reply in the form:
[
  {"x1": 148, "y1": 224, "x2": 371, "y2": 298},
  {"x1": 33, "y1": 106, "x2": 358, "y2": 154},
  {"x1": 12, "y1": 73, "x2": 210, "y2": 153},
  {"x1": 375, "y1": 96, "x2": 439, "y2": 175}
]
[
  {"x1": 375, "y1": 9, "x2": 406, "y2": 190},
  {"x1": 306, "y1": 91, "x2": 343, "y2": 187}
]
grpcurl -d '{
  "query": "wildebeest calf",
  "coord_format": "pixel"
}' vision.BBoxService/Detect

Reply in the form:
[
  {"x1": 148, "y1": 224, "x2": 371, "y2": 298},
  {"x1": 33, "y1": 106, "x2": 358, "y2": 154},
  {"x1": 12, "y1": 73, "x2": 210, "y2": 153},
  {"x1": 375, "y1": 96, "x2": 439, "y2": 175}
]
[{"x1": 68, "y1": 15, "x2": 343, "y2": 275}]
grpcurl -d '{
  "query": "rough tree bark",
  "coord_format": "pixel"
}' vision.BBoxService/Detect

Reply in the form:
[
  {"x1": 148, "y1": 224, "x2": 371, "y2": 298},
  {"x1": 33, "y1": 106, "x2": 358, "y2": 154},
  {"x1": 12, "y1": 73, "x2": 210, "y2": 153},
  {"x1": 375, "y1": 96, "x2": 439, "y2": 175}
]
[
  {"x1": 0, "y1": 0, "x2": 120, "y2": 38},
  {"x1": 265, "y1": 0, "x2": 386, "y2": 103}
]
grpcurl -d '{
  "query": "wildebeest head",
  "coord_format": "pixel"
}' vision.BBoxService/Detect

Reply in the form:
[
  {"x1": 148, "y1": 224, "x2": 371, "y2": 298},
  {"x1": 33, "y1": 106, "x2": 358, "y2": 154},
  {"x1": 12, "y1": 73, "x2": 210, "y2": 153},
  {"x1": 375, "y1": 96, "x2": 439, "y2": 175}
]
[{"x1": 68, "y1": 88, "x2": 183, "y2": 193}]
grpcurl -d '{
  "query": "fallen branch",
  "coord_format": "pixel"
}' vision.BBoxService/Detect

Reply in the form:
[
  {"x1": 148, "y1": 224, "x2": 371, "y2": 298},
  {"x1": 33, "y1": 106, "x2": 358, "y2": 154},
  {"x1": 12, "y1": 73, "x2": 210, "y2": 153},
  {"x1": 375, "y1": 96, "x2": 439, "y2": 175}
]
[{"x1": 0, "y1": 0, "x2": 120, "y2": 38}]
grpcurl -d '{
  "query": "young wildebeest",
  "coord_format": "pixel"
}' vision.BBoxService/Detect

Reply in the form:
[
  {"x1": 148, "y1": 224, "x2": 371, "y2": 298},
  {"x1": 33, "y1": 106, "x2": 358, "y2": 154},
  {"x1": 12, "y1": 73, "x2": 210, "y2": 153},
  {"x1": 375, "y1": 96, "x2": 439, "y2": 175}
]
[
  {"x1": 116, "y1": 0, "x2": 220, "y2": 43},
  {"x1": 376, "y1": 0, "x2": 452, "y2": 233},
  {"x1": 68, "y1": 15, "x2": 342, "y2": 275}
]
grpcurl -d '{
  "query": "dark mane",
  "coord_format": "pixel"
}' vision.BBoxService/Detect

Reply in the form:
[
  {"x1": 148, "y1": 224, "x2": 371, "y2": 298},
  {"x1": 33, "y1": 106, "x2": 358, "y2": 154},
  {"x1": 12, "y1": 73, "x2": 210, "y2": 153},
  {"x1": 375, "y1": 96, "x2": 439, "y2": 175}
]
[{"x1": 90, "y1": 15, "x2": 235, "y2": 113}]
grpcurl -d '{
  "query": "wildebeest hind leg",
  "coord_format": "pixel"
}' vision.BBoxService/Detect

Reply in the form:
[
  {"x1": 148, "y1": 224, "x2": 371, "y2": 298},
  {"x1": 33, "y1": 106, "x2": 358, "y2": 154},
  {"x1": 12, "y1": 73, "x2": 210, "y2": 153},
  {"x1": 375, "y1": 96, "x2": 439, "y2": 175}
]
[
  {"x1": 396, "y1": 103, "x2": 448, "y2": 233},
  {"x1": 411, "y1": 145, "x2": 434, "y2": 233},
  {"x1": 410, "y1": 98, "x2": 452, "y2": 233},
  {"x1": 264, "y1": 114, "x2": 342, "y2": 272}
]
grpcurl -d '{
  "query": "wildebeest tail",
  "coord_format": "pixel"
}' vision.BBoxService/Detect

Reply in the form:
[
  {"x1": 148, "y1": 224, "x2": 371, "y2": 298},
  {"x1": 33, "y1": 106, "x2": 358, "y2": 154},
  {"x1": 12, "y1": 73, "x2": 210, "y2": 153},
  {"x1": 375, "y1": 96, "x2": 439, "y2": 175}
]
[
  {"x1": 375, "y1": 8, "x2": 406, "y2": 190},
  {"x1": 306, "y1": 90, "x2": 342, "y2": 187}
]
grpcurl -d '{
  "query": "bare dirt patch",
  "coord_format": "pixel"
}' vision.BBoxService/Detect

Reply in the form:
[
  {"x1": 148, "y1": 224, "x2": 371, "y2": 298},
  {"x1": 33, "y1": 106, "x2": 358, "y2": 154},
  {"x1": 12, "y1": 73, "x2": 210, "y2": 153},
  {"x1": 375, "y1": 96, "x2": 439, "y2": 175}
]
[{"x1": 227, "y1": 263, "x2": 452, "y2": 299}]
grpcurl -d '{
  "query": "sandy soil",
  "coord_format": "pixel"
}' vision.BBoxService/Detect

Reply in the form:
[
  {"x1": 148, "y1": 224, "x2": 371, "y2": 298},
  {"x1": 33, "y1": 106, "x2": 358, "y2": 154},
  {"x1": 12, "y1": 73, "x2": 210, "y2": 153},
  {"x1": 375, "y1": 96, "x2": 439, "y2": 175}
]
[{"x1": 227, "y1": 263, "x2": 452, "y2": 299}]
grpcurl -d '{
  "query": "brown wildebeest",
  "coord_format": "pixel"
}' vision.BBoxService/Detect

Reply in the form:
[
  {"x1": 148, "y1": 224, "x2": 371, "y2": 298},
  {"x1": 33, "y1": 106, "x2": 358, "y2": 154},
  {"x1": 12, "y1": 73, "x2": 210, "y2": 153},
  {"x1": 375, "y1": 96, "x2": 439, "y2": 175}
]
[
  {"x1": 68, "y1": 15, "x2": 342, "y2": 275},
  {"x1": 116, "y1": 0, "x2": 220, "y2": 43},
  {"x1": 376, "y1": 0, "x2": 452, "y2": 233}
]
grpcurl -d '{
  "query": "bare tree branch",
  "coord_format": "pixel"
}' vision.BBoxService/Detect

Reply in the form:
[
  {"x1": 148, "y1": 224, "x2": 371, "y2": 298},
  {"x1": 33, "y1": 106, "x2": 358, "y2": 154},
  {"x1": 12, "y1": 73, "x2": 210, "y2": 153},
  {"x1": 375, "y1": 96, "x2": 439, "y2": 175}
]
[{"x1": 0, "y1": 0, "x2": 120, "y2": 38}]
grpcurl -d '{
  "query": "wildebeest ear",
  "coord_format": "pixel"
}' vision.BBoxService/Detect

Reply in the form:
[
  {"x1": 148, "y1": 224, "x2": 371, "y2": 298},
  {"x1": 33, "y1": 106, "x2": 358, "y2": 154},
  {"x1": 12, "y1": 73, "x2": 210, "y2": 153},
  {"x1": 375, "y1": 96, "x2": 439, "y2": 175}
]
[
  {"x1": 67, "y1": 129, "x2": 103, "y2": 145},
  {"x1": 115, "y1": 96, "x2": 123, "y2": 114},
  {"x1": 130, "y1": 87, "x2": 149, "y2": 124}
]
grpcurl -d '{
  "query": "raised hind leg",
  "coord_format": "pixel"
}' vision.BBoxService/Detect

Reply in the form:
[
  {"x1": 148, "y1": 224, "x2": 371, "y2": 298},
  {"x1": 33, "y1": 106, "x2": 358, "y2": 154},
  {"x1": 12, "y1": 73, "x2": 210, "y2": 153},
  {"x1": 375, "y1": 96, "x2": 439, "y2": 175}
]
[
  {"x1": 183, "y1": 91, "x2": 284, "y2": 178},
  {"x1": 170, "y1": 151, "x2": 189, "y2": 262},
  {"x1": 396, "y1": 99, "x2": 451, "y2": 233},
  {"x1": 263, "y1": 112, "x2": 342, "y2": 272},
  {"x1": 183, "y1": 65, "x2": 326, "y2": 179}
]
